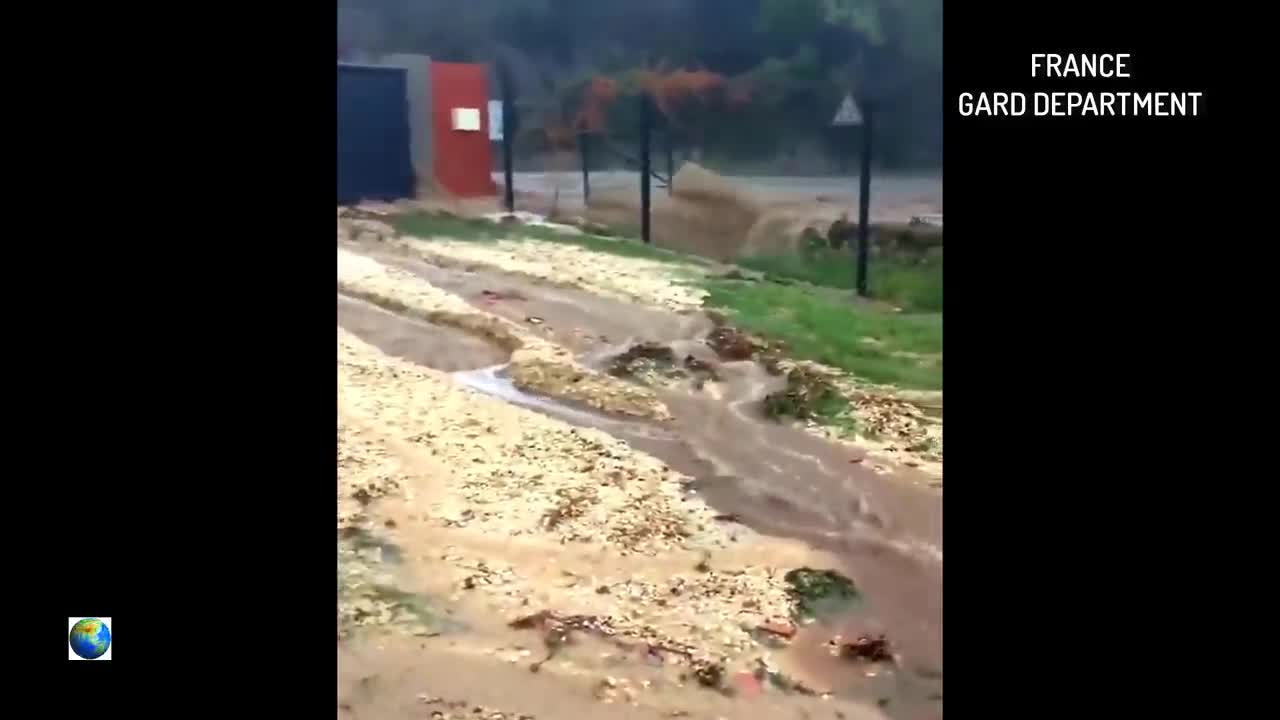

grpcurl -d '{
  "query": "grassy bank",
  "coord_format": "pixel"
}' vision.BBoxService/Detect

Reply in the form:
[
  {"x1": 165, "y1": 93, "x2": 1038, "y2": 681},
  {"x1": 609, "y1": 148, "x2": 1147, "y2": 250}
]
[
  {"x1": 737, "y1": 246, "x2": 943, "y2": 313},
  {"x1": 703, "y1": 278, "x2": 942, "y2": 390},
  {"x1": 386, "y1": 211, "x2": 941, "y2": 391}
]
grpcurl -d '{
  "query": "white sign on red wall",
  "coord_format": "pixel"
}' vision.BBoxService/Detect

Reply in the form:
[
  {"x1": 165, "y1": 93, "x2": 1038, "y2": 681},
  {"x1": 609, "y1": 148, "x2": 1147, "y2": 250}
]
[{"x1": 488, "y1": 100, "x2": 504, "y2": 141}]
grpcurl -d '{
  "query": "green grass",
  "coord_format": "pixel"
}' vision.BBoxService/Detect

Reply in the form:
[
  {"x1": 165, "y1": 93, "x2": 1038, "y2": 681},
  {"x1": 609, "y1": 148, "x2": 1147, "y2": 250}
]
[
  {"x1": 389, "y1": 211, "x2": 941, "y2": 391},
  {"x1": 784, "y1": 567, "x2": 863, "y2": 621},
  {"x1": 702, "y1": 278, "x2": 942, "y2": 390},
  {"x1": 738, "y1": 246, "x2": 943, "y2": 313},
  {"x1": 392, "y1": 212, "x2": 504, "y2": 241}
]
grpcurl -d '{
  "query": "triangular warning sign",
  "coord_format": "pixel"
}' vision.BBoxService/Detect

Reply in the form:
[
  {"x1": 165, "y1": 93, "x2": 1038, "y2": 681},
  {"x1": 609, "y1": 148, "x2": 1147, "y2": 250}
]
[{"x1": 832, "y1": 94, "x2": 863, "y2": 126}]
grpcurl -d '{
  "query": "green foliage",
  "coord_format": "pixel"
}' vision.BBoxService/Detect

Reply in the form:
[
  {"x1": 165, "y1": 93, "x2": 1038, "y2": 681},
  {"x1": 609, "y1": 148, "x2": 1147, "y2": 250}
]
[
  {"x1": 757, "y1": 0, "x2": 828, "y2": 47},
  {"x1": 338, "y1": 0, "x2": 943, "y2": 169},
  {"x1": 784, "y1": 567, "x2": 862, "y2": 620},
  {"x1": 389, "y1": 211, "x2": 941, "y2": 390},
  {"x1": 822, "y1": 0, "x2": 886, "y2": 44},
  {"x1": 701, "y1": 278, "x2": 942, "y2": 390},
  {"x1": 737, "y1": 245, "x2": 942, "y2": 313}
]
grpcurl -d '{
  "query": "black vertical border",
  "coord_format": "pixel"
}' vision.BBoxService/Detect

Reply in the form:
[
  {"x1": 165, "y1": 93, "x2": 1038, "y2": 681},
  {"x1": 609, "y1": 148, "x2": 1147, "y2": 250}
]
[
  {"x1": 945, "y1": 2, "x2": 1256, "y2": 715},
  {"x1": 15, "y1": 4, "x2": 337, "y2": 713}
]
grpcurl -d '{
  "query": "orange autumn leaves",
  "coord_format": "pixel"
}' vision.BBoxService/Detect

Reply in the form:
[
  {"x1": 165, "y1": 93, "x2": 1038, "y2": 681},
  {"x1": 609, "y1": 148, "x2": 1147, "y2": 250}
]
[
  {"x1": 637, "y1": 69, "x2": 753, "y2": 121},
  {"x1": 575, "y1": 76, "x2": 620, "y2": 134},
  {"x1": 559, "y1": 69, "x2": 753, "y2": 138},
  {"x1": 538, "y1": 68, "x2": 753, "y2": 152}
]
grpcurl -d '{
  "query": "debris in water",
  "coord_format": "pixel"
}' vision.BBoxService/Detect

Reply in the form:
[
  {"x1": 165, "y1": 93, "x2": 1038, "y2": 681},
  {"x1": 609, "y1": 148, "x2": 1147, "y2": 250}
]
[
  {"x1": 607, "y1": 342, "x2": 677, "y2": 379},
  {"x1": 783, "y1": 568, "x2": 861, "y2": 621},
  {"x1": 712, "y1": 513, "x2": 744, "y2": 524},
  {"x1": 525, "y1": 316, "x2": 544, "y2": 325},
  {"x1": 683, "y1": 355, "x2": 716, "y2": 374},
  {"x1": 763, "y1": 367, "x2": 846, "y2": 423},
  {"x1": 834, "y1": 634, "x2": 894, "y2": 663},
  {"x1": 827, "y1": 216, "x2": 857, "y2": 250},
  {"x1": 706, "y1": 326, "x2": 767, "y2": 361},
  {"x1": 481, "y1": 289, "x2": 526, "y2": 303},
  {"x1": 692, "y1": 661, "x2": 726, "y2": 688}
]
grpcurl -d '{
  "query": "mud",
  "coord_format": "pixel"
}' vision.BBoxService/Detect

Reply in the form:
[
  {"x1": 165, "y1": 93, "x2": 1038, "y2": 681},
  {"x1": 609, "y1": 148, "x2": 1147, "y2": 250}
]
[
  {"x1": 449, "y1": 362, "x2": 942, "y2": 718},
  {"x1": 338, "y1": 342, "x2": 889, "y2": 720},
  {"x1": 340, "y1": 630, "x2": 891, "y2": 720},
  {"x1": 367, "y1": 249, "x2": 715, "y2": 356},
  {"x1": 338, "y1": 294, "x2": 511, "y2": 372},
  {"x1": 337, "y1": 246, "x2": 942, "y2": 720},
  {"x1": 386, "y1": 260, "x2": 944, "y2": 714}
]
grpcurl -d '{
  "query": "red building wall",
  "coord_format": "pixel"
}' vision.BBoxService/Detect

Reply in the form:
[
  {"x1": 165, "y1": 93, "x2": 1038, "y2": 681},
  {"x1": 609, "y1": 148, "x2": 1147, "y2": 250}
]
[{"x1": 429, "y1": 62, "x2": 497, "y2": 198}]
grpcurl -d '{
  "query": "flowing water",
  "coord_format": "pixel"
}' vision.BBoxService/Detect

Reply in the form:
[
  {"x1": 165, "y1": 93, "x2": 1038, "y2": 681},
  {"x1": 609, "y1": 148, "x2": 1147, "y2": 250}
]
[{"x1": 338, "y1": 250, "x2": 943, "y2": 719}]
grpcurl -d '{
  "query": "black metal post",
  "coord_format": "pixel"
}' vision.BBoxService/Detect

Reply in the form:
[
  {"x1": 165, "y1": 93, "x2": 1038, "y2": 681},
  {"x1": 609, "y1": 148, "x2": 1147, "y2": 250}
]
[
  {"x1": 855, "y1": 103, "x2": 874, "y2": 297},
  {"x1": 640, "y1": 95, "x2": 652, "y2": 244},
  {"x1": 665, "y1": 131, "x2": 674, "y2": 196},
  {"x1": 578, "y1": 132, "x2": 591, "y2": 205},
  {"x1": 499, "y1": 65, "x2": 515, "y2": 214}
]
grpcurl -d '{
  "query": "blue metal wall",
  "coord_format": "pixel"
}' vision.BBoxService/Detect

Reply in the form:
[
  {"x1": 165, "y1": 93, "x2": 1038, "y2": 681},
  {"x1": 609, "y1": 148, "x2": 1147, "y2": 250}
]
[{"x1": 337, "y1": 64, "x2": 415, "y2": 204}]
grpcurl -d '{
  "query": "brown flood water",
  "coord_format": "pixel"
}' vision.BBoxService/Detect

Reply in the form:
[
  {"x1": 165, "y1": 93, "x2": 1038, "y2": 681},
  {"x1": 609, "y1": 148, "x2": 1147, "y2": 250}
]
[
  {"x1": 338, "y1": 294, "x2": 510, "y2": 371},
  {"x1": 339, "y1": 248, "x2": 942, "y2": 719}
]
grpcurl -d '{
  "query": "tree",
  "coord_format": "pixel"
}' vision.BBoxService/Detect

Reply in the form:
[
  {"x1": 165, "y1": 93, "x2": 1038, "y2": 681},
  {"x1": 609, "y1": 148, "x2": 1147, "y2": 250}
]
[{"x1": 335, "y1": 0, "x2": 943, "y2": 169}]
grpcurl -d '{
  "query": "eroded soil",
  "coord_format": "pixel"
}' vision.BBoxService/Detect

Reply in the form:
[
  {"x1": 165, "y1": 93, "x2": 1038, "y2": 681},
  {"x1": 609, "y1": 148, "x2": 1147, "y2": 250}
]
[{"x1": 337, "y1": 220, "x2": 942, "y2": 720}]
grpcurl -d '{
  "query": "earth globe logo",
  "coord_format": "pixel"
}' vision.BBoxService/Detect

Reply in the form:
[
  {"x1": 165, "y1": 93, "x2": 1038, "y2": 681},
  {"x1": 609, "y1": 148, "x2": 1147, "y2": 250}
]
[{"x1": 68, "y1": 618, "x2": 112, "y2": 660}]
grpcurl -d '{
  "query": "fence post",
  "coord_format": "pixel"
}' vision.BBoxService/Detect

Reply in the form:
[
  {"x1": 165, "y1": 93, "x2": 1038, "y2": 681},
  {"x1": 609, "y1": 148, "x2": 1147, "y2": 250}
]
[
  {"x1": 498, "y1": 62, "x2": 515, "y2": 214},
  {"x1": 640, "y1": 95, "x2": 652, "y2": 244},
  {"x1": 855, "y1": 102, "x2": 874, "y2": 297},
  {"x1": 578, "y1": 132, "x2": 591, "y2": 205},
  {"x1": 665, "y1": 131, "x2": 674, "y2": 196}
]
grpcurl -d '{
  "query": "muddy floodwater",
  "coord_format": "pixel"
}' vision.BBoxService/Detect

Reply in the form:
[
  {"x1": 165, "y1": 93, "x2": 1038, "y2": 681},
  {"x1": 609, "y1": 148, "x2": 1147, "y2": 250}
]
[
  {"x1": 338, "y1": 294, "x2": 510, "y2": 371},
  {"x1": 338, "y1": 250, "x2": 942, "y2": 719}
]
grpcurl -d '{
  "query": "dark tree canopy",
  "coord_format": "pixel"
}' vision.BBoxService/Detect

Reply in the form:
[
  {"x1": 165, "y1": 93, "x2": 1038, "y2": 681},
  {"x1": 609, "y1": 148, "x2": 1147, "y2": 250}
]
[{"x1": 337, "y1": 0, "x2": 942, "y2": 170}]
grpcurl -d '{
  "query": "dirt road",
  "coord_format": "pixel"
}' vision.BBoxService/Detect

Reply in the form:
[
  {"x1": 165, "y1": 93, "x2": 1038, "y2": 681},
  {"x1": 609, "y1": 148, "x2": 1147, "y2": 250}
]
[{"x1": 336, "y1": 220, "x2": 942, "y2": 720}]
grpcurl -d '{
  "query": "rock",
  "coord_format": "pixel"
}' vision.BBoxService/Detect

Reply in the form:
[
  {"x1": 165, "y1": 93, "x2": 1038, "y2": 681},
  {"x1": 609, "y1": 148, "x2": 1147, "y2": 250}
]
[{"x1": 758, "y1": 619, "x2": 797, "y2": 639}]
